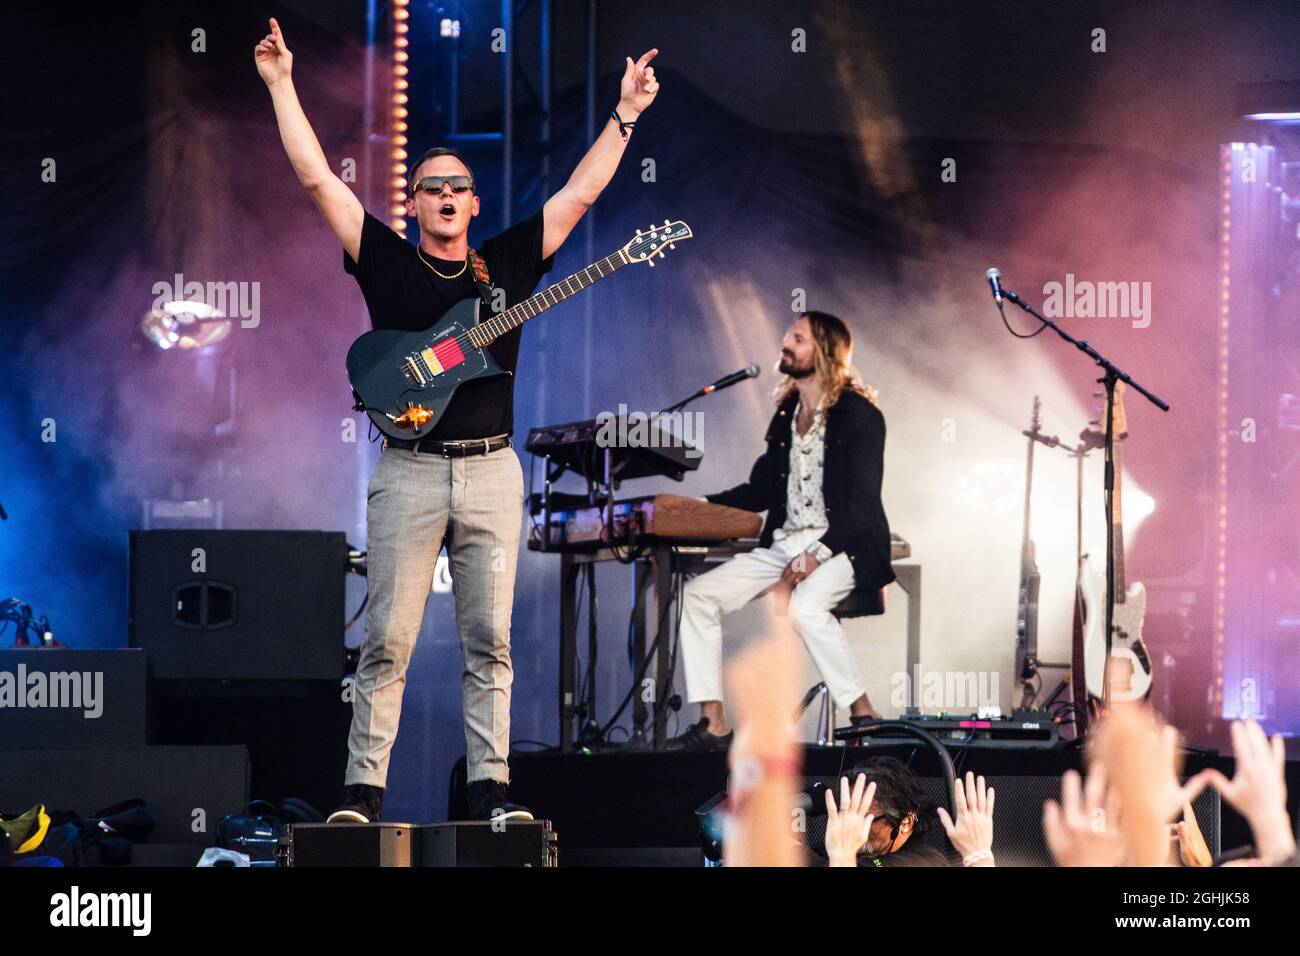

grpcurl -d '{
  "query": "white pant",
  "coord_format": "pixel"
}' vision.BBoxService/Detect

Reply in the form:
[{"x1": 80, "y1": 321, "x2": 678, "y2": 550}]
[{"x1": 679, "y1": 527, "x2": 866, "y2": 709}]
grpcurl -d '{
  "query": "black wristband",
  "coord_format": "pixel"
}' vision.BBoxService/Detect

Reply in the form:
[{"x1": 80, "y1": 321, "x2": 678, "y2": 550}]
[{"x1": 611, "y1": 108, "x2": 637, "y2": 140}]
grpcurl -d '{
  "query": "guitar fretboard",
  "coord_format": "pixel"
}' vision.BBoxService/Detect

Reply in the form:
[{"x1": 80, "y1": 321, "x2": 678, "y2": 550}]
[
  {"x1": 1112, "y1": 436, "x2": 1126, "y2": 600},
  {"x1": 466, "y1": 249, "x2": 630, "y2": 349}
]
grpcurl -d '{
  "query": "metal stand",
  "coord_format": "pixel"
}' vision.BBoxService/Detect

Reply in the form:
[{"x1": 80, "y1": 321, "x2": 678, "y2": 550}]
[
  {"x1": 998, "y1": 287, "x2": 1169, "y2": 709},
  {"x1": 558, "y1": 546, "x2": 923, "y2": 750}
]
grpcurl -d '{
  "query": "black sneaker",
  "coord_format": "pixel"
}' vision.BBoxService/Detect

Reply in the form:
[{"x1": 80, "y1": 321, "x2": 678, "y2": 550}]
[
  {"x1": 849, "y1": 713, "x2": 883, "y2": 727},
  {"x1": 466, "y1": 780, "x2": 534, "y2": 823},
  {"x1": 665, "y1": 717, "x2": 733, "y2": 752},
  {"x1": 326, "y1": 784, "x2": 383, "y2": 823}
]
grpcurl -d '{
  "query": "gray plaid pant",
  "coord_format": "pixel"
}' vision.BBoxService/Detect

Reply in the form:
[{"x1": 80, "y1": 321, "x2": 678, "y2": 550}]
[{"x1": 345, "y1": 442, "x2": 523, "y2": 788}]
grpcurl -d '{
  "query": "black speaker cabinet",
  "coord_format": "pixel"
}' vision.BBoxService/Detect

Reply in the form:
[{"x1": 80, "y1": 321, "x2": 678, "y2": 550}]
[
  {"x1": 129, "y1": 530, "x2": 347, "y2": 681},
  {"x1": 419, "y1": 821, "x2": 557, "y2": 867},
  {"x1": 0, "y1": 648, "x2": 149, "y2": 747},
  {"x1": 284, "y1": 823, "x2": 416, "y2": 867},
  {"x1": 283, "y1": 821, "x2": 557, "y2": 867}
]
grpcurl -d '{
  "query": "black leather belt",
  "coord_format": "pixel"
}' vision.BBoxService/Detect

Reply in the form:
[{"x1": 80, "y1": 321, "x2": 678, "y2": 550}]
[{"x1": 385, "y1": 435, "x2": 512, "y2": 458}]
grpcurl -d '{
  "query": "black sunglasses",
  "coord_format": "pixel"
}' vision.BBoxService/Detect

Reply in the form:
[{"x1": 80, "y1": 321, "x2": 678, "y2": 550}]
[{"x1": 412, "y1": 175, "x2": 474, "y2": 196}]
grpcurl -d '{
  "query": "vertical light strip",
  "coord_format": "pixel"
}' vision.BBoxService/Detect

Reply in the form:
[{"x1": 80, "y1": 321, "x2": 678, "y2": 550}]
[
  {"x1": 1212, "y1": 143, "x2": 1235, "y2": 716},
  {"x1": 390, "y1": 0, "x2": 411, "y2": 231}
]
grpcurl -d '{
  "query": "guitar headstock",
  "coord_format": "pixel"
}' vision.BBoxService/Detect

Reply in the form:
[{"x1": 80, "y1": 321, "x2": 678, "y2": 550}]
[{"x1": 625, "y1": 220, "x2": 693, "y2": 267}]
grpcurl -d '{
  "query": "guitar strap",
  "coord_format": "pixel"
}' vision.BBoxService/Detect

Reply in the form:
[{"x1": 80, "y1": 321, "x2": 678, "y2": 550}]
[{"x1": 468, "y1": 248, "x2": 493, "y2": 325}]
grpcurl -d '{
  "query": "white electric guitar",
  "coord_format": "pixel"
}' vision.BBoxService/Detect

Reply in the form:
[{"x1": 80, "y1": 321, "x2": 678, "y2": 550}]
[{"x1": 1079, "y1": 381, "x2": 1154, "y2": 703}]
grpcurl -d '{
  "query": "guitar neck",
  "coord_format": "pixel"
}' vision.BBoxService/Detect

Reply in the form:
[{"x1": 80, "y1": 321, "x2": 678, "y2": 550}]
[
  {"x1": 1112, "y1": 435, "x2": 1127, "y2": 598},
  {"x1": 466, "y1": 249, "x2": 630, "y2": 348},
  {"x1": 1021, "y1": 434, "x2": 1036, "y2": 573}
]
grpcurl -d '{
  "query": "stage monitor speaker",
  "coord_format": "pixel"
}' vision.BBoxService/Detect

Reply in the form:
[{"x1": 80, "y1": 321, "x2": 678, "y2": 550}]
[
  {"x1": 419, "y1": 821, "x2": 557, "y2": 867},
  {"x1": 129, "y1": 530, "x2": 347, "y2": 681},
  {"x1": 284, "y1": 822, "x2": 416, "y2": 867},
  {"x1": 283, "y1": 821, "x2": 557, "y2": 867}
]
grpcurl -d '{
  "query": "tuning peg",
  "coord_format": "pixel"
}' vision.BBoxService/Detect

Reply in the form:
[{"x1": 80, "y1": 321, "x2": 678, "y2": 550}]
[
  {"x1": 635, "y1": 229, "x2": 642, "y2": 237},
  {"x1": 648, "y1": 259, "x2": 656, "y2": 267},
  {"x1": 658, "y1": 252, "x2": 665, "y2": 259},
  {"x1": 663, "y1": 219, "x2": 669, "y2": 225}
]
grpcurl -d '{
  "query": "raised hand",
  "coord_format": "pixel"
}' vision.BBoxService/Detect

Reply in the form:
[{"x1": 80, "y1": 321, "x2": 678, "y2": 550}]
[
  {"x1": 1043, "y1": 767, "x2": 1125, "y2": 867},
  {"x1": 1199, "y1": 719, "x2": 1296, "y2": 864},
  {"x1": 937, "y1": 770, "x2": 996, "y2": 865},
  {"x1": 1092, "y1": 704, "x2": 1212, "y2": 864},
  {"x1": 720, "y1": 620, "x2": 802, "y2": 868},
  {"x1": 824, "y1": 774, "x2": 876, "y2": 867},
  {"x1": 1172, "y1": 801, "x2": 1213, "y2": 867},
  {"x1": 619, "y1": 49, "x2": 660, "y2": 115},
  {"x1": 255, "y1": 18, "x2": 294, "y2": 86}
]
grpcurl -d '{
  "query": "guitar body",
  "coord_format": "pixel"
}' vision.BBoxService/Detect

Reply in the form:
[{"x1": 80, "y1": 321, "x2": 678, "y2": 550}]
[
  {"x1": 1014, "y1": 569, "x2": 1040, "y2": 681},
  {"x1": 346, "y1": 297, "x2": 507, "y2": 441},
  {"x1": 1069, "y1": 560, "x2": 1092, "y2": 733},
  {"x1": 1013, "y1": 397, "x2": 1043, "y2": 708},
  {"x1": 342, "y1": 218, "x2": 695, "y2": 442},
  {"x1": 1079, "y1": 554, "x2": 1153, "y2": 702}
]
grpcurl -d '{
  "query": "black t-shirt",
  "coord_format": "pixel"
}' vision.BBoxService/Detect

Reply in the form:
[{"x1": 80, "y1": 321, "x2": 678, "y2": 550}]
[{"x1": 343, "y1": 209, "x2": 554, "y2": 441}]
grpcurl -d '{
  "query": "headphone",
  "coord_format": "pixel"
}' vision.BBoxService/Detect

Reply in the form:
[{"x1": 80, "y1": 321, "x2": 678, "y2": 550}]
[{"x1": 834, "y1": 720, "x2": 958, "y2": 858}]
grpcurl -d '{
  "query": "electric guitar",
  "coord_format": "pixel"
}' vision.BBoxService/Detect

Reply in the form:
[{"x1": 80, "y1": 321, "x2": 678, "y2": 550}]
[
  {"x1": 1079, "y1": 381, "x2": 1154, "y2": 703},
  {"x1": 347, "y1": 220, "x2": 693, "y2": 440},
  {"x1": 1014, "y1": 397, "x2": 1044, "y2": 707}
]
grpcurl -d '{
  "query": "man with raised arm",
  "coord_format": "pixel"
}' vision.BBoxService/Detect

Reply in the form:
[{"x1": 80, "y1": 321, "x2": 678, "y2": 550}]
[{"x1": 255, "y1": 17, "x2": 659, "y2": 823}]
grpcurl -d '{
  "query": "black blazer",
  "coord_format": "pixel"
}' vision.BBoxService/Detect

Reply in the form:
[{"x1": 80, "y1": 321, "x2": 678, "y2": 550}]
[{"x1": 704, "y1": 390, "x2": 895, "y2": 617}]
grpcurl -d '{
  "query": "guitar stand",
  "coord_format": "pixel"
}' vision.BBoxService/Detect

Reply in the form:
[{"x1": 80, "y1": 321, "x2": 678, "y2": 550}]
[
  {"x1": 1014, "y1": 402, "x2": 1074, "y2": 711},
  {"x1": 999, "y1": 287, "x2": 1169, "y2": 714}
]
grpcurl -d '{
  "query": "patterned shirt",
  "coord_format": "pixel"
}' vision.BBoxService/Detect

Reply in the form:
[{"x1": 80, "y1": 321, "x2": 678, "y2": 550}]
[{"x1": 774, "y1": 396, "x2": 834, "y2": 562}]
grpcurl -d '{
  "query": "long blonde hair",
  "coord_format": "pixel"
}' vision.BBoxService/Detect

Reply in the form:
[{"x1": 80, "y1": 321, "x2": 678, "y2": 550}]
[{"x1": 774, "y1": 311, "x2": 878, "y2": 408}]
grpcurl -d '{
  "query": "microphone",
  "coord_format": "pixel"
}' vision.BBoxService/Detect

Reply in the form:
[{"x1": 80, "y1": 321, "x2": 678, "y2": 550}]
[
  {"x1": 702, "y1": 362, "x2": 760, "y2": 395},
  {"x1": 985, "y1": 267, "x2": 1004, "y2": 307}
]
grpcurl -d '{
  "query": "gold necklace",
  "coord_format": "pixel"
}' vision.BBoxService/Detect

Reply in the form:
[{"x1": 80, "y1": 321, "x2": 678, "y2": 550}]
[{"x1": 417, "y1": 247, "x2": 468, "y2": 280}]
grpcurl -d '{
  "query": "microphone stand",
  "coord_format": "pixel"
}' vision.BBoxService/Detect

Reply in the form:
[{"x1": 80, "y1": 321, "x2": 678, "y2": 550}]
[
  {"x1": 998, "y1": 288, "x2": 1170, "y2": 712},
  {"x1": 660, "y1": 367, "x2": 759, "y2": 416},
  {"x1": 659, "y1": 388, "x2": 709, "y2": 416}
]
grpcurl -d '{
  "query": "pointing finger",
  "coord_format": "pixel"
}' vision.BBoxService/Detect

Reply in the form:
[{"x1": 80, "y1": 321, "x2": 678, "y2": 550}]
[{"x1": 636, "y1": 48, "x2": 659, "y2": 69}]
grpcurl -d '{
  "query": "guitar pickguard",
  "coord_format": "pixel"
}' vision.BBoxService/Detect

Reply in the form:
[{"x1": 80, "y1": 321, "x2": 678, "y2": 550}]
[{"x1": 1080, "y1": 558, "x2": 1153, "y2": 702}]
